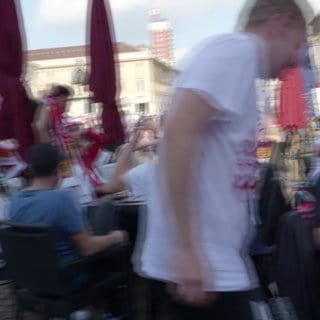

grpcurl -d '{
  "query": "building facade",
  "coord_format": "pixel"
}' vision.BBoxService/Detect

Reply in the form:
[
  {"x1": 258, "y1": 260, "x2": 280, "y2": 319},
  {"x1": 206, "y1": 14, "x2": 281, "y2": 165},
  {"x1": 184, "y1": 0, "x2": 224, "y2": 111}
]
[
  {"x1": 310, "y1": 14, "x2": 320, "y2": 78},
  {"x1": 149, "y1": 8, "x2": 174, "y2": 66},
  {"x1": 310, "y1": 13, "x2": 320, "y2": 116},
  {"x1": 26, "y1": 43, "x2": 176, "y2": 119}
]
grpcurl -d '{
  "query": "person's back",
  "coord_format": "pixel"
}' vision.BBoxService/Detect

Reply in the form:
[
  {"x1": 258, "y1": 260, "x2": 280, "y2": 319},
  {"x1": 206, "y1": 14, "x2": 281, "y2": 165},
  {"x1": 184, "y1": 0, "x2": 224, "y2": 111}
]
[{"x1": 10, "y1": 189, "x2": 84, "y2": 265}]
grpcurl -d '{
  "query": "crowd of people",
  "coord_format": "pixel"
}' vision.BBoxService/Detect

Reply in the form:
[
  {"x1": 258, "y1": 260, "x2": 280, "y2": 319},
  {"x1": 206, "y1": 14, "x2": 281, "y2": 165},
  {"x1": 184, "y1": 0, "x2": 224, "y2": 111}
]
[{"x1": 1, "y1": 0, "x2": 320, "y2": 319}]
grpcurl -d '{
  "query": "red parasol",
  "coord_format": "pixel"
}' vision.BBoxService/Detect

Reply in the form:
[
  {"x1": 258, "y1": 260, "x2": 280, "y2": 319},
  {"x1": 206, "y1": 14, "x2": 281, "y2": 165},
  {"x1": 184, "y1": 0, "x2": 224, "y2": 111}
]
[
  {"x1": 88, "y1": 0, "x2": 125, "y2": 150},
  {"x1": 0, "y1": 0, "x2": 34, "y2": 159},
  {"x1": 277, "y1": 67, "x2": 307, "y2": 132}
]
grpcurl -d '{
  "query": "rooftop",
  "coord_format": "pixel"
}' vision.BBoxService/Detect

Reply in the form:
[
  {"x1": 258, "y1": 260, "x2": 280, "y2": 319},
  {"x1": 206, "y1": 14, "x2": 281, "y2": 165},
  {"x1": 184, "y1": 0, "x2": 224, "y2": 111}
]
[{"x1": 26, "y1": 42, "x2": 140, "y2": 61}]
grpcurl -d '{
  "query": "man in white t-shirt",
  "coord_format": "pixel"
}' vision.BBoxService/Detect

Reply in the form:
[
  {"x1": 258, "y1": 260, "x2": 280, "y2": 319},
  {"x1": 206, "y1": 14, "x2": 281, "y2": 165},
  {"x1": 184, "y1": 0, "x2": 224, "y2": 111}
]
[{"x1": 138, "y1": 1, "x2": 307, "y2": 319}]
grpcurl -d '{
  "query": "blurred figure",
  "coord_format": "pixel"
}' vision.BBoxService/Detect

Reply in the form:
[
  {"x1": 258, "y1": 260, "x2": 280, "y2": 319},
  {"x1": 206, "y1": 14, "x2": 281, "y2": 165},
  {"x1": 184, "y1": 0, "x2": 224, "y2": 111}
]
[
  {"x1": 308, "y1": 137, "x2": 320, "y2": 248},
  {"x1": 119, "y1": 109, "x2": 129, "y2": 141},
  {"x1": 68, "y1": 122, "x2": 107, "y2": 187},
  {"x1": 138, "y1": 1, "x2": 307, "y2": 319},
  {"x1": 309, "y1": 136, "x2": 320, "y2": 181},
  {"x1": 97, "y1": 128, "x2": 158, "y2": 198},
  {"x1": 0, "y1": 139, "x2": 26, "y2": 179},
  {"x1": 133, "y1": 117, "x2": 158, "y2": 164},
  {"x1": 34, "y1": 85, "x2": 73, "y2": 153},
  {"x1": 34, "y1": 86, "x2": 101, "y2": 204},
  {"x1": 79, "y1": 129, "x2": 107, "y2": 185},
  {"x1": 114, "y1": 117, "x2": 158, "y2": 166}
]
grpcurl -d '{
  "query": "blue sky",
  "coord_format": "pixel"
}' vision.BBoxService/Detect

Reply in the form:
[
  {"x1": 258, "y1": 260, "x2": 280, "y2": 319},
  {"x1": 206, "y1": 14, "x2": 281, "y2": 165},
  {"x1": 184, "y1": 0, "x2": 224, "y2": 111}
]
[
  {"x1": 20, "y1": 0, "x2": 320, "y2": 63},
  {"x1": 19, "y1": 0, "x2": 245, "y2": 62}
]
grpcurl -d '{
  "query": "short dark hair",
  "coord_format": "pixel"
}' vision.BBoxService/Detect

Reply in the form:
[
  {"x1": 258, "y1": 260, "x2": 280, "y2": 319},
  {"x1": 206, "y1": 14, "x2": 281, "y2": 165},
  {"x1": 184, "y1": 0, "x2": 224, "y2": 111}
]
[
  {"x1": 28, "y1": 143, "x2": 63, "y2": 177},
  {"x1": 50, "y1": 85, "x2": 73, "y2": 98},
  {"x1": 240, "y1": 0, "x2": 305, "y2": 30}
]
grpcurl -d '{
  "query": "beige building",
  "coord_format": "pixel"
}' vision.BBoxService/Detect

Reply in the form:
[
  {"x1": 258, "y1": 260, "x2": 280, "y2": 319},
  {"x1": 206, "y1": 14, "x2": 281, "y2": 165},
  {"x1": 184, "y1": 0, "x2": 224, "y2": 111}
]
[
  {"x1": 310, "y1": 13, "x2": 320, "y2": 115},
  {"x1": 311, "y1": 14, "x2": 320, "y2": 37},
  {"x1": 310, "y1": 14, "x2": 320, "y2": 72},
  {"x1": 26, "y1": 43, "x2": 176, "y2": 119}
]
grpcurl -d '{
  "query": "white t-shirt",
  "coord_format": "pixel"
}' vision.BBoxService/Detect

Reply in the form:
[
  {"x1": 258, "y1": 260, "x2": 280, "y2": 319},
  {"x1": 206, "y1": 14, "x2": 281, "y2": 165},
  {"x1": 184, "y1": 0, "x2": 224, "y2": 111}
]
[
  {"x1": 124, "y1": 162, "x2": 153, "y2": 199},
  {"x1": 139, "y1": 33, "x2": 269, "y2": 292}
]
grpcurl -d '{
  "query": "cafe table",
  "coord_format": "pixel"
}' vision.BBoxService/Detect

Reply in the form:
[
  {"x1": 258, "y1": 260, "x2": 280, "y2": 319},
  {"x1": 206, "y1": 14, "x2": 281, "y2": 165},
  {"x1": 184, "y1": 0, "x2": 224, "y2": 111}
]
[{"x1": 84, "y1": 195, "x2": 146, "y2": 248}]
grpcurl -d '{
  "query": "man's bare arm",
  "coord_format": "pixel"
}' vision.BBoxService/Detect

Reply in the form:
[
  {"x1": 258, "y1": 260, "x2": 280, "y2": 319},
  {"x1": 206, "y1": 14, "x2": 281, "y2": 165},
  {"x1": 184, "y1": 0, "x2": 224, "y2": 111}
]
[
  {"x1": 95, "y1": 180, "x2": 125, "y2": 195},
  {"x1": 34, "y1": 106, "x2": 51, "y2": 143},
  {"x1": 164, "y1": 89, "x2": 215, "y2": 250},
  {"x1": 70, "y1": 230, "x2": 127, "y2": 257},
  {"x1": 97, "y1": 131, "x2": 142, "y2": 194}
]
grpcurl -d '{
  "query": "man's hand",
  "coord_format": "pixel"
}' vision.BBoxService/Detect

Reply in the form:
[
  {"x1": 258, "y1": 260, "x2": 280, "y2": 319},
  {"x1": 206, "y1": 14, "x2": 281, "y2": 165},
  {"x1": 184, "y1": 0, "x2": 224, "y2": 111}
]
[
  {"x1": 170, "y1": 249, "x2": 216, "y2": 306},
  {"x1": 108, "y1": 230, "x2": 128, "y2": 245},
  {"x1": 130, "y1": 127, "x2": 144, "y2": 147},
  {"x1": 135, "y1": 139, "x2": 159, "y2": 151},
  {"x1": 71, "y1": 230, "x2": 128, "y2": 257}
]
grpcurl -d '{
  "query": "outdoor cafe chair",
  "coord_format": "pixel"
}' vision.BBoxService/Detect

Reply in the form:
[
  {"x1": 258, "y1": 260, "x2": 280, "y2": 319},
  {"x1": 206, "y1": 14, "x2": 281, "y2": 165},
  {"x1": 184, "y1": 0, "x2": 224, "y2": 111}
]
[{"x1": 0, "y1": 221, "x2": 131, "y2": 320}]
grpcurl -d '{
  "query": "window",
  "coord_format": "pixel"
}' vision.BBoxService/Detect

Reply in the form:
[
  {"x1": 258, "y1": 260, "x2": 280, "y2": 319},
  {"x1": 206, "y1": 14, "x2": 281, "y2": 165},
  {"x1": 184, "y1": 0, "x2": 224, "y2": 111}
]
[
  {"x1": 136, "y1": 62, "x2": 144, "y2": 75},
  {"x1": 135, "y1": 103, "x2": 149, "y2": 114},
  {"x1": 136, "y1": 79, "x2": 145, "y2": 92},
  {"x1": 71, "y1": 67, "x2": 86, "y2": 85},
  {"x1": 121, "y1": 79, "x2": 127, "y2": 92},
  {"x1": 120, "y1": 64, "x2": 127, "y2": 76},
  {"x1": 312, "y1": 44, "x2": 320, "y2": 68}
]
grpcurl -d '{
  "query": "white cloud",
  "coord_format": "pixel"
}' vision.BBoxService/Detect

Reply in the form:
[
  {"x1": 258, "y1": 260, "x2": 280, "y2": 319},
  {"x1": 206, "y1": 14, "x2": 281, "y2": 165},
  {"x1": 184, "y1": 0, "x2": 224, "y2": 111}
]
[
  {"x1": 110, "y1": 0, "x2": 239, "y2": 13},
  {"x1": 153, "y1": 0, "x2": 240, "y2": 13},
  {"x1": 23, "y1": 0, "x2": 249, "y2": 51},
  {"x1": 309, "y1": 0, "x2": 320, "y2": 15},
  {"x1": 36, "y1": 0, "x2": 242, "y2": 29},
  {"x1": 110, "y1": 0, "x2": 148, "y2": 12},
  {"x1": 157, "y1": 0, "x2": 234, "y2": 6},
  {"x1": 38, "y1": 0, "x2": 87, "y2": 26},
  {"x1": 22, "y1": 0, "x2": 320, "y2": 53}
]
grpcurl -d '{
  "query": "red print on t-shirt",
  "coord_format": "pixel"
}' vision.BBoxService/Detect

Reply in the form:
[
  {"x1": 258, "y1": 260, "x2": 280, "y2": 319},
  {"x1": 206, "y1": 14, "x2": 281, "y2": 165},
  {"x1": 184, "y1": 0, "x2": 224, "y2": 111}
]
[{"x1": 233, "y1": 137, "x2": 257, "y2": 196}]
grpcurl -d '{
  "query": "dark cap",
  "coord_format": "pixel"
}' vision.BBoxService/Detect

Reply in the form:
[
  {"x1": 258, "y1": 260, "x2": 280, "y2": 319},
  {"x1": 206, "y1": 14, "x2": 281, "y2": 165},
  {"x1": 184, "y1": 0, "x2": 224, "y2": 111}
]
[{"x1": 27, "y1": 143, "x2": 65, "y2": 177}]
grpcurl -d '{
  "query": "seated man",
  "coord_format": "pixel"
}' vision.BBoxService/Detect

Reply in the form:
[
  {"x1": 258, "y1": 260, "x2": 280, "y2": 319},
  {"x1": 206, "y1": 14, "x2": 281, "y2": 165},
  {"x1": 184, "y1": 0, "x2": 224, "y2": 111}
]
[{"x1": 9, "y1": 143, "x2": 126, "y2": 289}]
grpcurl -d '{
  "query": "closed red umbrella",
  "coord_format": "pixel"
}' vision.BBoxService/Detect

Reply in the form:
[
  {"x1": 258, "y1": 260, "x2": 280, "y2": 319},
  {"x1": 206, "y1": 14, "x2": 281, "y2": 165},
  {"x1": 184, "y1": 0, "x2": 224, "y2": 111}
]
[
  {"x1": 88, "y1": 0, "x2": 125, "y2": 150},
  {"x1": 278, "y1": 67, "x2": 307, "y2": 132},
  {"x1": 0, "y1": 0, "x2": 34, "y2": 158}
]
